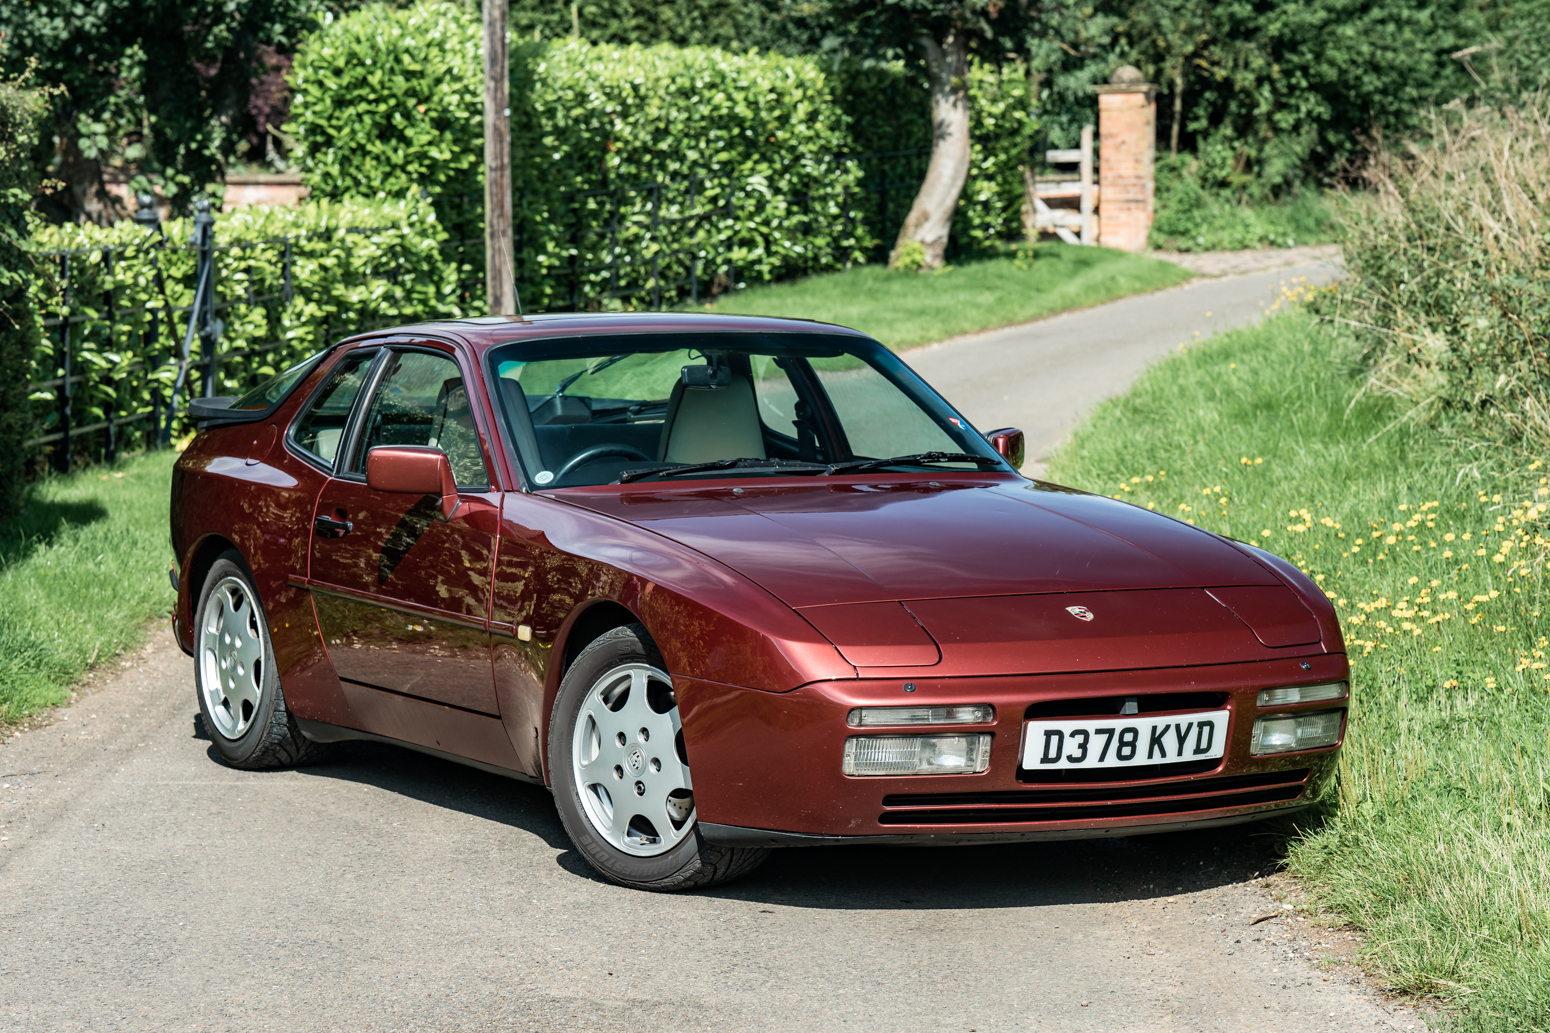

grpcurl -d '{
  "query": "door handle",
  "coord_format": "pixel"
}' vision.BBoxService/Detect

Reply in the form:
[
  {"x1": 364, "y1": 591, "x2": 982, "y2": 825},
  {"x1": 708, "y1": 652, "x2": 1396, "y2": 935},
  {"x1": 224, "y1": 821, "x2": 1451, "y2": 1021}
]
[{"x1": 314, "y1": 514, "x2": 353, "y2": 538}]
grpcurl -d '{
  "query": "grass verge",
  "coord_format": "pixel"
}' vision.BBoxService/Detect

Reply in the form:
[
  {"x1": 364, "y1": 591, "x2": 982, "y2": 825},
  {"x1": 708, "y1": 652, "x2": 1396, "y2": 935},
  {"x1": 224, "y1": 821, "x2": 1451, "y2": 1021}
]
[
  {"x1": 703, "y1": 242, "x2": 1193, "y2": 349},
  {"x1": 1048, "y1": 308, "x2": 1550, "y2": 1032},
  {"x1": 0, "y1": 449, "x2": 177, "y2": 724}
]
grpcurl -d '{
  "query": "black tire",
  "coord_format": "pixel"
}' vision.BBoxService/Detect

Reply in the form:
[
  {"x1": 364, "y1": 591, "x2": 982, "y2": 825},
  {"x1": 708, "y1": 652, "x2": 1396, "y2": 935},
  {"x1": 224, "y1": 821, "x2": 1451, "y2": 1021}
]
[
  {"x1": 548, "y1": 623, "x2": 768, "y2": 891},
  {"x1": 193, "y1": 551, "x2": 330, "y2": 770}
]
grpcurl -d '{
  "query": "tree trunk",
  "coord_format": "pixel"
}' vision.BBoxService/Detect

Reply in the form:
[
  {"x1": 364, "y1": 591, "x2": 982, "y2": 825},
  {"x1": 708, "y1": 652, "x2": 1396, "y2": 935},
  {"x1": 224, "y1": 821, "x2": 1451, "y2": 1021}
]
[
  {"x1": 889, "y1": 28, "x2": 971, "y2": 271},
  {"x1": 56, "y1": 131, "x2": 124, "y2": 225},
  {"x1": 1170, "y1": 67, "x2": 1185, "y2": 158}
]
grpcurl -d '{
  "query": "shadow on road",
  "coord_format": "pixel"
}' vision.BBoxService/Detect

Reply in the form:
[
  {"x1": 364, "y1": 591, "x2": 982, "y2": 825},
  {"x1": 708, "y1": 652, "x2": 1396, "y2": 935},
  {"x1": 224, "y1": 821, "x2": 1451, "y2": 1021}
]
[
  {"x1": 714, "y1": 825, "x2": 1283, "y2": 911},
  {"x1": 258, "y1": 726, "x2": 1295, "y2": 910},
  {"x1": 262, "y1": 736, "x2": 576, "y2": 853}
]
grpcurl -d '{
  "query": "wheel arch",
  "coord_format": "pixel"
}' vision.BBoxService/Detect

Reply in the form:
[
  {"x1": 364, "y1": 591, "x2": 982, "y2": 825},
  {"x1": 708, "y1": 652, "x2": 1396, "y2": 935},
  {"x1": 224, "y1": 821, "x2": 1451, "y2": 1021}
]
[
  {"x1": 539, "y1": 599, "x2": 652, "y2": 783},
  {"x1": 183, "y1": 533, "x2": 246, "y2": 636}
]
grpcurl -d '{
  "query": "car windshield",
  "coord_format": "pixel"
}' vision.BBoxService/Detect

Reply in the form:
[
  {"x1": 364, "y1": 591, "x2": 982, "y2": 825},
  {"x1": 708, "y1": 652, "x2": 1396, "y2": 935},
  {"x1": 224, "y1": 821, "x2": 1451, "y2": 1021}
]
[{"x1": 485, "y1": 332, "x2": 1006, "y2": 488}]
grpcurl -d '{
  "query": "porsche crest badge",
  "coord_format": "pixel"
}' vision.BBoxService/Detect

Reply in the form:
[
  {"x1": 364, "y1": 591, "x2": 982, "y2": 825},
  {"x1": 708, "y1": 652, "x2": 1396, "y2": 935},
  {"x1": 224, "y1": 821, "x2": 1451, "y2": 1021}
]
[{"x1": 1065, "y1": 605, "x2": 1095, "y2": 622}]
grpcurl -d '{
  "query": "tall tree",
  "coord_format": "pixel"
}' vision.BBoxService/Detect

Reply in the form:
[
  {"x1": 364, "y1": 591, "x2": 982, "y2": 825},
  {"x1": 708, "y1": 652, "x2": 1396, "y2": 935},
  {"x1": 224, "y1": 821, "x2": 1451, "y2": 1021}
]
[
  {"x1": 835, "y1": 0, "x2": 1035, "y2": 269},
  {"x1": 1119, "y1": 0, "x2": 1212, "y2": 157},
  {"x1": 0, "y1": 0, "x2": 322, "y2": 222}
]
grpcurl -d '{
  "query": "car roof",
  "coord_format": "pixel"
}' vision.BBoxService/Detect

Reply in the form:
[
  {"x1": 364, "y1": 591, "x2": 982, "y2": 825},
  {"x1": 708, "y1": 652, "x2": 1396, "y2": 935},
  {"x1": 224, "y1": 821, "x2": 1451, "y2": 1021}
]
[{"x1": 346, "y1": 311, "x2": 873, "y2": 356}]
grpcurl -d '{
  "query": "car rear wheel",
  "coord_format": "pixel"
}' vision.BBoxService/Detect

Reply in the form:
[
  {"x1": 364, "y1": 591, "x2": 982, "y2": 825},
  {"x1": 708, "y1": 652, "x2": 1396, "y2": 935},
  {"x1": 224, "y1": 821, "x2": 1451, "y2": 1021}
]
[
  {"x1": 195, "y1": 552, "x2": 329, "y2": 769},
  {"x1": 549, "y1": 623, "x2": 768, "y2": 891}
]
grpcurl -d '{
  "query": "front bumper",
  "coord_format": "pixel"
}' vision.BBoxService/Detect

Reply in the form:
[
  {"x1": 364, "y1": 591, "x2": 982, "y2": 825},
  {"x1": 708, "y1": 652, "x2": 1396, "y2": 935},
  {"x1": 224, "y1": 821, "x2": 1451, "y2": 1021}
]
[
  {"x1": 677, "y1": 652, "x2": 1346, "y2": 843},
  {"x1": 701, "y1": 807, "x2": 1308, "y2": 848}
]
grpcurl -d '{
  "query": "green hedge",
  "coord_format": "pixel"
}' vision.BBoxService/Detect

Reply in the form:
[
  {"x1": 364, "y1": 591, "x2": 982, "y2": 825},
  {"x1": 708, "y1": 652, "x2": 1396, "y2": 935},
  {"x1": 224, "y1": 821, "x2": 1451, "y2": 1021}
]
[
  {"x1": 291, "y1": 4, "x2": 869, "y2": 307},
  {"x1": 289, "y1": 2, "x2": 1040, "y2": 302},
  {"x1": 287, "y1": 4, "x2": 485, "y2": 218},
  {"x1": 0, "y1": 73, "x2": 46, "y2": 514},
  {"x1": 24, "y1": 198, "x2": 460, "y2": 452}
]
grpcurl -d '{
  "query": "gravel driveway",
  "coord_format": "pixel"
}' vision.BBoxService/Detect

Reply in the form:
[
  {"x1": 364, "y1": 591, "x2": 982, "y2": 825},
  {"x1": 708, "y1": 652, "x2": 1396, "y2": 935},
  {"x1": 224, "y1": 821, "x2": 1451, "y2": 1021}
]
[{"x1": 2, "y1": 252, "x2": 1418, "y2": 1033}]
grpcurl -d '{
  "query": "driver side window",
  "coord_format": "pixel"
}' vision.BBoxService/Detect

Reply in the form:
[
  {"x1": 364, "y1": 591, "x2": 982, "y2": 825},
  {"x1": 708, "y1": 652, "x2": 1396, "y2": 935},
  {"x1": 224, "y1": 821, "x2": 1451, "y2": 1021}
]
[{"x1": 351, "y1": 350, "x2": 490, "y2": 489}]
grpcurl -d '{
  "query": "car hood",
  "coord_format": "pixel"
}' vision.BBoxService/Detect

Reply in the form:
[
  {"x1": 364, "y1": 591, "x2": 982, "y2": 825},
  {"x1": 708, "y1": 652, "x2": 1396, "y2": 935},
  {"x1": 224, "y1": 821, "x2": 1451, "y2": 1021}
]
[{"x1": 557, "y1": 478, "x2": 1280, "y2": 609}]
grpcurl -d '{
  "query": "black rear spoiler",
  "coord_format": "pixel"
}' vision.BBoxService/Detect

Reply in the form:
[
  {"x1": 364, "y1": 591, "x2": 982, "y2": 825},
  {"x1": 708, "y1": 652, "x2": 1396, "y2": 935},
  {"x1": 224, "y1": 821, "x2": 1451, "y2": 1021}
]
[{"x1": 189, "y1": 396, "x2": 267, "y2": 427}]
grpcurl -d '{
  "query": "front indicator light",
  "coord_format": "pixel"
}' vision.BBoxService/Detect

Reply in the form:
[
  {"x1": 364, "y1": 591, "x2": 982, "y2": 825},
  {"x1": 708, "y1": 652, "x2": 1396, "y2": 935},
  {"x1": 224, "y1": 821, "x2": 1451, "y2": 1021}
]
[
  {"x1": 1257, "y1": 682, "x2": 1348, "y2": 708},
  {"x1": 842, "y1": 734, "x2": 992, "y2": 776},
  {"x1": 1250, "y1": 710, "x2": 1344, "y2": 755},
  {"x1": 847, "y1": 704, "x2": 995, "y2": 727}
]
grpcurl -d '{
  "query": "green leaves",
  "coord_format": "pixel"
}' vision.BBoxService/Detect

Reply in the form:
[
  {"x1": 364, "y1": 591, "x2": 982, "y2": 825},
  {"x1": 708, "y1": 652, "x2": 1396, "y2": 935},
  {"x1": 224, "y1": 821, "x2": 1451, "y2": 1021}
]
[
  {"x1": 22, "y1": 196, "x2": 462, "y2": 457},
  {"x1": 292, "y1": 4, "x2": 1039, "y2": 302}
]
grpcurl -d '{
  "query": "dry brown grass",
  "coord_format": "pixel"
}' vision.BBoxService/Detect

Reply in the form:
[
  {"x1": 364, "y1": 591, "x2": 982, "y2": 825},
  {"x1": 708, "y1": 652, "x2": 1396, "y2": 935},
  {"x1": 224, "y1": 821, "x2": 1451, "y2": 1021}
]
[{"x1": 1331, "y1": 97, "x2": 1550, "y2": 443}]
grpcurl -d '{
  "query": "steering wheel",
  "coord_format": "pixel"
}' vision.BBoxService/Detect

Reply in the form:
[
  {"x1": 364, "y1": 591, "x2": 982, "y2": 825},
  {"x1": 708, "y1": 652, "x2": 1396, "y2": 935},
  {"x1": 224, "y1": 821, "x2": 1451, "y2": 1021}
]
[{"x1": 552, "y1": 443, "x2": 654, "y2": 480}]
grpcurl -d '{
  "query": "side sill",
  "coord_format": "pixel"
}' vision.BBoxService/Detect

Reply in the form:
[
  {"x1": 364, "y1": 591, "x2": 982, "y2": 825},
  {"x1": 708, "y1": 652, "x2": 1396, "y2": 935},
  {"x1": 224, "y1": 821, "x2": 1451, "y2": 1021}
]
[
  {"x1": 296, "y1": 717, "x2": 545, "y2": 786},
  {"x1": 698, "y1": 806, "x2": 1306, "y2": 849}
]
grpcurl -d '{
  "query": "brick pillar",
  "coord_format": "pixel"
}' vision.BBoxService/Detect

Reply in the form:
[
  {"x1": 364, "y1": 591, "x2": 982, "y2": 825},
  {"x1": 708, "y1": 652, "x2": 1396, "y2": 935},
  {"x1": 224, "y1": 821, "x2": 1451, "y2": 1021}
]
[{"x1": 1092, "y1": 67, "x2": 1156, "y2": 253}]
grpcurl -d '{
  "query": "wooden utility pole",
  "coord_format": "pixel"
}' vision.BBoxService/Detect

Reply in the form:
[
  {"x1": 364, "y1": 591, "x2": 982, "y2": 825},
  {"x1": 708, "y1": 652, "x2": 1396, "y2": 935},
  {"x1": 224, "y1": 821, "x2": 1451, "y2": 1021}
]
[{"x1": 483, "y1": 0, "x2": 516, "y2": 314}]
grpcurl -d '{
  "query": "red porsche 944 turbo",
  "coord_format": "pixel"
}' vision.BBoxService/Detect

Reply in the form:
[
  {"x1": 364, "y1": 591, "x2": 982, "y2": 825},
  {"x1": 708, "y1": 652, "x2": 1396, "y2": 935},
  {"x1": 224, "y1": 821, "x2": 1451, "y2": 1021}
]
[{"x1": 171, "y1": 313, "x2": 1349, "y2": 891}]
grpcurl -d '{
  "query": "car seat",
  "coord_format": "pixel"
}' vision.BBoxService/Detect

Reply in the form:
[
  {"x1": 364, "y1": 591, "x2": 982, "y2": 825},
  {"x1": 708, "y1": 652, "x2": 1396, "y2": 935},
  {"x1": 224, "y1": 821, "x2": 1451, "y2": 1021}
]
[{"x1": 657, "y1": 370, "x2": 766, "y2": 464}]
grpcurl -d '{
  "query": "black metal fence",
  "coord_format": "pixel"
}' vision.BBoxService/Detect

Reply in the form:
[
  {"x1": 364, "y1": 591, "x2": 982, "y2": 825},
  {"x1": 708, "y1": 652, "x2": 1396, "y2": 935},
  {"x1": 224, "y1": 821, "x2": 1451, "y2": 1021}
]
[
  {"x1": 24, "y1": 148, "x2": 936, "y2": 470},
  {"x1": 27, "y1": 200, "x2": 450, "y2": 471}
]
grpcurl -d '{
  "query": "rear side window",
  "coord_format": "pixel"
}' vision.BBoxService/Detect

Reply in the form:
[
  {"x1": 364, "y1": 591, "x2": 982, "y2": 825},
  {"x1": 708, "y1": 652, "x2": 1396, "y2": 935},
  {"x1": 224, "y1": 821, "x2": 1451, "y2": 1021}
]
[
  {"x1": 229, "y1": 350, "x2": 325, "y2": 411},
  {"x1": 289, "y1": 351, "x2": 377, "y2": 468}
]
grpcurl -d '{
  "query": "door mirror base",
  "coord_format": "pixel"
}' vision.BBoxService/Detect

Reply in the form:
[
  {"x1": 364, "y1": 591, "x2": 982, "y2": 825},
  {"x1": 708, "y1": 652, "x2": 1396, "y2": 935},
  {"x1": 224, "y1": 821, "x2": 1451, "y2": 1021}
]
[
  {"x1": 985, "y1": 427, "x2": 1026, "y2": 469},
  {"x1": 365, "y1": 445, "x2": 462, "y2": 520}
]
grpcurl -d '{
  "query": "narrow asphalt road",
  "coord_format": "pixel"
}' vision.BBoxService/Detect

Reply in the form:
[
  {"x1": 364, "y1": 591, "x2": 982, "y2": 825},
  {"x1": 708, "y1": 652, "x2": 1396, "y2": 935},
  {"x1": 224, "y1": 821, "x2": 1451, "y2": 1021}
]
[
  {"x1": 1, "y1": 257, "x2": 1413, "y2": 1033},
  {"x1": 908, "y1": 259, "x2": 1343, "y2": 479}
]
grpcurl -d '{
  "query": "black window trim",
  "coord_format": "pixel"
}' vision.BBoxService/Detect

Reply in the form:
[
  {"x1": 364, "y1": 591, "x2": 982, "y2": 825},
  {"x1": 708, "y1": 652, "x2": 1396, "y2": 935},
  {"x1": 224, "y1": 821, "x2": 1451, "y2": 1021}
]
[
  {"x1": 341, "y1": 343, "x2": 497, "y2": 493},
  {"x1": 284, "y1": 346, "x2": 387, "y2": 475},
  {"x1": 189, "y1": 349, "x2": 332, "y2": 428}
]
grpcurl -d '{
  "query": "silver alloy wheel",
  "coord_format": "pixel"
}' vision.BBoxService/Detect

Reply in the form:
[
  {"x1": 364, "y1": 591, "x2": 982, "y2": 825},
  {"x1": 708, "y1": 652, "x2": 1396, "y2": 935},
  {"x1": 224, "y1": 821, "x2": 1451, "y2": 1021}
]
[
  {"x1": 571, "y1": 663, "x2": 694, "y2": 857},
  {"x1": 199, "y1": 575, "x2": 268, "y2": 740}
]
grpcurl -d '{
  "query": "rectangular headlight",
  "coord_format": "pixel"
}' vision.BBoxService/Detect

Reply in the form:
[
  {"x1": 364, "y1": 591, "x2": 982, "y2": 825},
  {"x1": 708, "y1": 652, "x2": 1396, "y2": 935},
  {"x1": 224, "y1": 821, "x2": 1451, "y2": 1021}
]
[
  {"x1": 842, "y1": 734, "x2": 992, "y2": 776},
  {"x1": 1257, "y1": 682, "x2": 1348, "y2": 708},
  {"x1": 847, "y1": 704, "x2": 995, "y2": 727},
  {"x1": 1250, "y1": 710, "x2": 1344, "y2": 755}
]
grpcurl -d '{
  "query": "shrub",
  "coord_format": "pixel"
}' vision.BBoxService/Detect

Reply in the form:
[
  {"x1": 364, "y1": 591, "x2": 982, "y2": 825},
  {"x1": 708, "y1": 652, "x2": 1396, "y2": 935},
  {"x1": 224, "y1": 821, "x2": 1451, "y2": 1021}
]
[
  {"x1": 290, "y1": 3, "x2": 1039, "y2": 301},
  {"x1": 0, "y1": 72, "x2": 47, "y2": 515},
  {"x1": 291, "y1": 4, "x2": 870, "y2": 307},
  {"x1": 507, "y1": 37, "x2": 865, "y2": 307},
  {"x1": 287, "y1": 3, "x2": 485, "y2": 217},
  {"x1": 1149, "y1": 155, "x2": 1336, "y2": 251},
  {"x1": 1329, "y1": 98, "x2": 1550, "y2": 445},
  {"x1": 955, "y1": 59, "x2": 1040, "y2": 250},
  {"x1": 23, "y1": 197, "x2": 459, "y2": 452}
]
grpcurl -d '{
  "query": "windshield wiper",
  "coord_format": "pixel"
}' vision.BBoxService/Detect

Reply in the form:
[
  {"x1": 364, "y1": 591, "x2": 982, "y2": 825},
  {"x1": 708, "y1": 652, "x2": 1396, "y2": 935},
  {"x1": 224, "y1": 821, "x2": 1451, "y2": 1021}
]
[
  {"x1": 554, "y1": 353, "x2": 628, "y2": 397},
  {"x1": 616, "y1": 458, "x2": 829, "y2": 484},
  {"x1": 824, "y1": 452, "x2": 1004, "y2": 475}
]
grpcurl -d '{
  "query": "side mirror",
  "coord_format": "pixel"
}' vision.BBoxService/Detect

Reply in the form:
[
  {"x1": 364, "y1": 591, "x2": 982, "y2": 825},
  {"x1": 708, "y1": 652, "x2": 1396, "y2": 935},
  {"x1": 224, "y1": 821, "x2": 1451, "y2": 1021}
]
[
  {"x1": 366, "y1": 445, "x2": 460, "y2": 520},
  {"x1": 986, "y1": 427, "x2": 1026, "y2": 469}
]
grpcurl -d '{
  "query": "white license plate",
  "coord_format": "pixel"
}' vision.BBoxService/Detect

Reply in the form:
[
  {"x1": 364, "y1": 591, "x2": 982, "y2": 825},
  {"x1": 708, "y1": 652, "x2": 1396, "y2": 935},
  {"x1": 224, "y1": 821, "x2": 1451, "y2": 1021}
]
[{"x1": 1022, "y1": 710, "x2": 1230, "y2": 770}]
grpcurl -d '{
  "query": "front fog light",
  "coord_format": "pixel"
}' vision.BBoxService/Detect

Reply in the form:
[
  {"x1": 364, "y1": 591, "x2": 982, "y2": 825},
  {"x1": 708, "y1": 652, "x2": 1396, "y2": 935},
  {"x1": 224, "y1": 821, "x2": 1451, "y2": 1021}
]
[
  {"x1": 847, "y1": 704, "x2": 994, "y2": 727},
  {"x1": 1250, "y1": 710, "x2": 1344, "y2": 755},
  {"x1": 1257, "y1": 682, "x2": 1347, "y2": 708},
  {"x1": 842, "y1": 734, "x2": 992, "y2": 776}
]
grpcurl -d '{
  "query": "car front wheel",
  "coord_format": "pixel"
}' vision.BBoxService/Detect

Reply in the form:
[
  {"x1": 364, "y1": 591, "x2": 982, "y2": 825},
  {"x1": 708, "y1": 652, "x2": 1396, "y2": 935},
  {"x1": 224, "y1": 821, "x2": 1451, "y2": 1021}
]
[{"x1": 548, "y1": 624, "x2": 767, "y2": 891}]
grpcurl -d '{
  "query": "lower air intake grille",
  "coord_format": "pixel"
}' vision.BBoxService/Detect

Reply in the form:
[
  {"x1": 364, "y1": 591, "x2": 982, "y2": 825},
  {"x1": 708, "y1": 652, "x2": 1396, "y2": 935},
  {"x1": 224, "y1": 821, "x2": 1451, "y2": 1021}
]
[{"x1": 878, "y1": 770, "x2": 1309, "y2": 826}]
